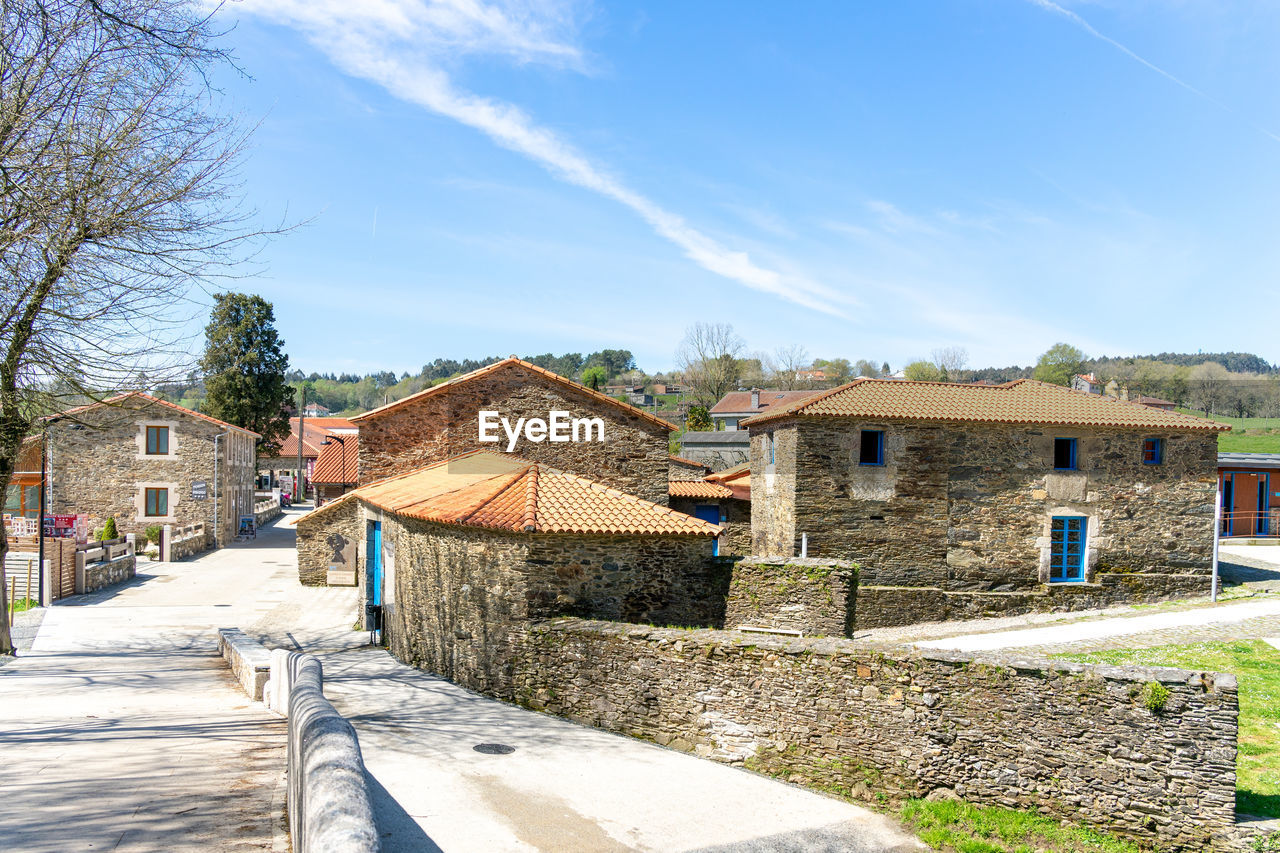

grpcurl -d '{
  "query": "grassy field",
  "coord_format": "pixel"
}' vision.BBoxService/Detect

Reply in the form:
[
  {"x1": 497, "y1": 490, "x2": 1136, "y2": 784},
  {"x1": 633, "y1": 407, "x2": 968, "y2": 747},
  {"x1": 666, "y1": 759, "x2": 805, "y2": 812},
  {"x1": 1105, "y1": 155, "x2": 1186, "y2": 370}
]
[
  {"x1": 1057, "y1": 640, "x2": 1280, "y2": 819},
  {"x1": 899, "y1": 799, "x2": 1140, "y2": 853},
  {"x1": 1178, "y1": 409, "x2": 1280, "y2": 454}
]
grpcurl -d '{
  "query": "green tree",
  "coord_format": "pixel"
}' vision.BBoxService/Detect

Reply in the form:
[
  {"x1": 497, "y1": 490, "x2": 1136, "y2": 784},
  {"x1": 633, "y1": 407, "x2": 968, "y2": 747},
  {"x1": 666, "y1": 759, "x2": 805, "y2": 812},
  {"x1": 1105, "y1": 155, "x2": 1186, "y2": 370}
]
[
  {"x1": 581, "y1": 366, "x2": 608, "y2": 391},
  {"x1": 685, "y1": 405, "x2": 712, "y2": 431},
  {"x1": 200, "y1": 293, "x2": 292, "y2": 446},
  {"x1": 1033, "y1": 343, "x2": 1087, "y2": 387},
  {"x1": 903, "y1": 360, "x2": 944, "y2": 382},
  {"x1": 103, "y1": 517, "x2": 118, "y2": 541}
]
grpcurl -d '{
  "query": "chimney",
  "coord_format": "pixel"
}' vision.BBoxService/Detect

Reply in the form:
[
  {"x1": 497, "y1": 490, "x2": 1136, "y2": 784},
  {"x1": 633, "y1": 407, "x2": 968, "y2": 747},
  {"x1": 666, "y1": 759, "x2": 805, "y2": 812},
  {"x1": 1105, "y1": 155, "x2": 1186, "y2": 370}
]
[{"x1": 751, "y1": 389, "x2": 760, "y2": 409}]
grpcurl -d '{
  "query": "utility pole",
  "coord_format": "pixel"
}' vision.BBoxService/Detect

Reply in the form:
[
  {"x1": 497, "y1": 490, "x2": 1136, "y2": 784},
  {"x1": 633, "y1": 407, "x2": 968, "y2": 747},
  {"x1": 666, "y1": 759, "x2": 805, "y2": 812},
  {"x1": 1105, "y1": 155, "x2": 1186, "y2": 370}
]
[{"x1": 296, "y1": 385, "x2": 305, "y2": 506}]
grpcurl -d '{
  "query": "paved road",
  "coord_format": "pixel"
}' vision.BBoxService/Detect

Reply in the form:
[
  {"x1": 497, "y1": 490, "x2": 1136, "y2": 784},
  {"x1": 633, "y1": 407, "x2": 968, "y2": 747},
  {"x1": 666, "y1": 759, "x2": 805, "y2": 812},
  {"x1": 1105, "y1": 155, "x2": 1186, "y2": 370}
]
[
  {"x1": 0, "y1": 515, "x2": 307, "y2": 853},
  {"x1": 319, "y1": 645, "x2": 923, "y2": 853}
]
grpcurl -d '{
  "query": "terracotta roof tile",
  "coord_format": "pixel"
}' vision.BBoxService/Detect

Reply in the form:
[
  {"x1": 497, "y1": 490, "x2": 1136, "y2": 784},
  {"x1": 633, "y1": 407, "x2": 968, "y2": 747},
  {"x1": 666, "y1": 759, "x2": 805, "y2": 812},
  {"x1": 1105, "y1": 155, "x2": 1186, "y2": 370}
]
[
  {"x1": 45, "y1": 392, "x2": 259, "y2": 436},
  {"x1": 349, "y1": 357, "x2": 676, "y2": 431},
  {"x1": 669, "y1": 480, "x2": 734, "y2": 499},
  {"x1": 311, "y1": 434, "x2": 359, "y2": 484},
  {"x1": 669, "y1": 455, "x2": 709, "y2": 469},
  {"x1": 710, "y1": 389, "x2": 820, "y2": 415},
  {"x1": 741, "y1": 379, "x2": 1230, "y2": 432},
  {"x1": 299, "y1": 450, "x2": 717, "y2": 536}
]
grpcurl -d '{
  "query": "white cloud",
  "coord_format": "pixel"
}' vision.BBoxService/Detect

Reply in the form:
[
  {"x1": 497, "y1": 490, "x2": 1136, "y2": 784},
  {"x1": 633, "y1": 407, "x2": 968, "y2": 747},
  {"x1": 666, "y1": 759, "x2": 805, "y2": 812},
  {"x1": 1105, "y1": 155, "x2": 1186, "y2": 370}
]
[{"x1": 232, "y1": 0, "x2": 847, "y2": 315}]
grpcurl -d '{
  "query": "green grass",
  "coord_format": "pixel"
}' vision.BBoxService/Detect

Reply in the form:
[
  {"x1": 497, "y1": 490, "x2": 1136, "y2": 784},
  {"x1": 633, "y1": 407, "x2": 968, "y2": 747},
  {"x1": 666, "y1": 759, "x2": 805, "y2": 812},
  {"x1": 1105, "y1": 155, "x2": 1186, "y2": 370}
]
[
  {"x1": 1057, "y1": 640, "x2": 1280, "y2": 818},
  {"x1": 1177, "y1": 409, "x2": 1280, "y2": 453},
  {"x1": 7, "y1": 597, "x2": 37, "y2": 614},
  {"x1": 899, "y1": 799, "x2": 1140, "y2": 853}
]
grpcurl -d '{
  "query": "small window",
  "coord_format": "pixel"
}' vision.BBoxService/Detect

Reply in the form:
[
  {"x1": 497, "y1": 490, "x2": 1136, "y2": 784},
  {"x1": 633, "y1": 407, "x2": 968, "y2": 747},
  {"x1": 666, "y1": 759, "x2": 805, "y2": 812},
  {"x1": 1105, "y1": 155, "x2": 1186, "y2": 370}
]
[
  {"x1": 145, "y1": 425, "x2": 169, "y2": 455},
  {"x1": 1053, "y1": 438, "x2": 1076, "y2": 470},
  {"x1": 1142, "y1": 437, "x2": 1163, "y2": 465},
  {"x1": 767, "y1": 432, "x2": 776, "y2": 466},
  {"x1": 859, "y1": 430, "x2": 884, "y2": 466},
  {"x1": 144, "y1": 487, "x2": 168, "y2": 517}
]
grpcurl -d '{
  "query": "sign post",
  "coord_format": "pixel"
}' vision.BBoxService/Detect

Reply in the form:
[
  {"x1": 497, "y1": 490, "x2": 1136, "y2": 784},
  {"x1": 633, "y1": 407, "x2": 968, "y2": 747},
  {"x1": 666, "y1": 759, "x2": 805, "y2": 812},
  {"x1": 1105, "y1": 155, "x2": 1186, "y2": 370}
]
[{"x1": 1211, "y1": 483, "x2": 1221, "y2": 604}]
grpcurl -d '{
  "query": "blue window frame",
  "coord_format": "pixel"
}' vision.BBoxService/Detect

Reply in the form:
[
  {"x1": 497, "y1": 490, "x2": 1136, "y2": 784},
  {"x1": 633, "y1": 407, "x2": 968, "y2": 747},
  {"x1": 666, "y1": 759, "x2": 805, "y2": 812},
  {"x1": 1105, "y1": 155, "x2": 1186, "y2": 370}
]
[
  {"x1": 1050, "y1": 516, "x2": 1086, "y2": 583},
  {"x1": 859, "y1": 430, "x2": 884, "y2": 466},
  {"x1": 1053, "y1": 437, "x2": 1076, "y2": 470},
  {"x1": 768, "y1": 432, "x2": 775, "y2": 465},
  {"x1": 1142, "y1": 437, "x2": 1163, "y2": 465}
]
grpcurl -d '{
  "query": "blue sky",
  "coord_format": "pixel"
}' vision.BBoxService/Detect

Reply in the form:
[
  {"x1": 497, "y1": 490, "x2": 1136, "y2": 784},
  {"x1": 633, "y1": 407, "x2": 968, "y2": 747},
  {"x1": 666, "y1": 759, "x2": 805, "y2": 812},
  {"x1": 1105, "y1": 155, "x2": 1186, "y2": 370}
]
[{"x1": 215, "y1": 1, "x2": 1280, "y2": 376}]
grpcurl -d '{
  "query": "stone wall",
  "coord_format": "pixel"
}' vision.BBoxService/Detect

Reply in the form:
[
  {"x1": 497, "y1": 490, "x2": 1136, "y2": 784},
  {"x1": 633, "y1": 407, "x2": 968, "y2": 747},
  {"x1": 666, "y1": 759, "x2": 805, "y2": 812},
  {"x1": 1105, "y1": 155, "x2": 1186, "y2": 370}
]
[
  {"x1": 48, "y1": 397, "x2": 256, "y2": 547},
  {"x1": 168, "y1": 528, "x2": 212, "y2": 562},
  {"x1": 724, "y1": 557, "x2": 856, "y2": 635},
  {"x1": 297, "y1": 498, "x2": 363, "y2": 586},
  {"x1": 679, "y1": 431, "x2": 750, "y2": 472},
  {"x1": 748, "y1": 418, "x2": 1219, "y2": 620},
  {"x1": 668, "y1": 458, "x2": 709, "y2": 481},
  {"x1": 515, "y1": 620, "x2": 1238, "y2": 850},
  {"x1": 355, "y1": 362, "x2": 672, "y2": 505},
  {"x1": 380, "y1": 513, "x2": 723, "y2": 695},
  {"x1": 82, "y1": 554, "x2": 135, "y2": 593},
  {"x1": 254, "y1": 499, "x2": 282, "y2": 528}
]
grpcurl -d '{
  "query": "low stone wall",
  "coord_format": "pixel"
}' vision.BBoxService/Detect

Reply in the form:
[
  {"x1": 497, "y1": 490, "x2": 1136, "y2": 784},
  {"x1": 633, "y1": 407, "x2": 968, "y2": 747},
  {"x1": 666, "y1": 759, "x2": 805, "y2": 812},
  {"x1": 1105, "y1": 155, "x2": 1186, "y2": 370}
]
[
  {"x1": 169, "y1": 530, "x2": 212, "y2": 562},
  {"x1": 857, "y1": 573, "x2": 1213, "y2": 629},
  {"x1": 255, "y1": 500, "x2": 282, "y2": 528},
  {"x1": 82, "y1": 554, "x2": 135, "y2": 593},
  {"x1": 724, "y1": 557, "x2": 856, "y2": 636},
  {"x1": 286, "y1": 653, "x2": 380, "y2": 853},
  {"x1": 217, "y1": 628, "x2": 271, "y2": 701},
  {"x1": 515, "y1": 619, "x2": 1237, "y2": 850}
]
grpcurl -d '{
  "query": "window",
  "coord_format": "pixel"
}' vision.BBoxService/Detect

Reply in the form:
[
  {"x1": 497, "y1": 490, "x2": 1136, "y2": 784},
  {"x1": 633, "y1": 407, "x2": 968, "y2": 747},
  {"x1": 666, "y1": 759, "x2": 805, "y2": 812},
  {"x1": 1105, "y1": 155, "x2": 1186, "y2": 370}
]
[
  {"x1": 1049, "y1": 516, "x2": 1086, "y2": 583},
  {"x1": 1053, "y1": 437, "x2": 1076, "y2": 470},
  {"x1": 767, "y1": 432, "x2": 775, "y2": 466},
  {"x1": 4, "y1": 485, "x2": 39, "y2": 519},
  {"x1": 1142, "y1": 437, "x2": 1163, "y2": 465},
  {"x1": 144, "y1": 487, "x2": 168, "y2": 517},
  {"x1": 859, "y1": 430, "x2": 884, "y2": 466},
  {"x1": 145, "y1": 425, "x2": 169, "y2": 455}
]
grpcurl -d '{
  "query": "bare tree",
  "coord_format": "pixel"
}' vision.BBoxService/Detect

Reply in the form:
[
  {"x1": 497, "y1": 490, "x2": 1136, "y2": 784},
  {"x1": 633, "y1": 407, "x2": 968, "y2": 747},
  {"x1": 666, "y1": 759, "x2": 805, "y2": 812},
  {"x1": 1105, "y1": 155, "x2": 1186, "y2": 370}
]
[
  {"x1": 762, "y1": 344, "x2": 808, "y2": 390},
  {"x1": 1187, "y1": 362, "x2": 1230, "y2": 415},
  {"x1": 676, "y1": 322, "x2": 746, "y2": 405},
  {"x1": 0, "y1": 0, "x2": 278, "y2": 654},
  {"x1": 930, "y1": 346, "x2": 968, "y2": 380}
]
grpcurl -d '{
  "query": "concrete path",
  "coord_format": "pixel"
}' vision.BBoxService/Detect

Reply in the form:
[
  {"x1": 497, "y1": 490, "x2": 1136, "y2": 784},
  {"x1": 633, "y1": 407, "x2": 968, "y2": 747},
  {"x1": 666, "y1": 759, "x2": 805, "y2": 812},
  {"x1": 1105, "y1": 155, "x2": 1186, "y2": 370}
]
[
  {"x1": 0, "y1": 512, "x2": 314, "y2": 853},
  {"x1": 318, "y1": 645, "x2": 923, "y2": 853},
  {"x1": 916, "y1": 596, "x2": 1280, "y2": 653}
]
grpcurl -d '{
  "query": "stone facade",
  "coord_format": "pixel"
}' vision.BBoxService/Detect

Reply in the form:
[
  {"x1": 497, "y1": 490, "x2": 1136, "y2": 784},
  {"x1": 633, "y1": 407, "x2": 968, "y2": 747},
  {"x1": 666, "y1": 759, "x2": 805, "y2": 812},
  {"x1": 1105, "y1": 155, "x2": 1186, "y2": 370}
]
[
  {"x1": 668, "y1": 457, "x2": 709, "y2": 481},
  {"x1": 751, "y1": 419, "x2": 1219, "y2": 625},
  {"x1": 724, "y1": 557, "x2": 856, "y2": 635},
  {"x1": 296, "y1": 496, "x2": 363, "y2": 586},
  {"x1": 354, "y1": 361, "x2": 672, "y2": 505},
  {"x1": 47, "y1": 397, "x2": 257, "y2": 549},
  {"x1": 669, "y1": 496, "x2": 751, "y2": 556},
  {"x1": 515, "y1": 619, "x2": 1238, "y2": 850},
  {"x1": 83, "y1": 554, "x2": 136, "y2": 593}
]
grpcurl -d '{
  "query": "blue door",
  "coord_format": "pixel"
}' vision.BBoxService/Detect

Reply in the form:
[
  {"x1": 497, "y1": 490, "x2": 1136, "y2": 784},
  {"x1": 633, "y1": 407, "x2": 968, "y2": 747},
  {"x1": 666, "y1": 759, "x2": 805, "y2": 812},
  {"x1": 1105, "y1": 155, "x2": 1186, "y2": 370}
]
[
  {"x1": 1050, "y1": 516, "x2": 1086, "y2": 583},
  {"x1": 1260, "y1": 475, "x2": 1271, "y2": 536},
  {"x1": 694, "y1": 504, "x2": 722, "y2": 556},
  {"x1": 367, "y1": 521, "x2": 382, "y2": 606}
]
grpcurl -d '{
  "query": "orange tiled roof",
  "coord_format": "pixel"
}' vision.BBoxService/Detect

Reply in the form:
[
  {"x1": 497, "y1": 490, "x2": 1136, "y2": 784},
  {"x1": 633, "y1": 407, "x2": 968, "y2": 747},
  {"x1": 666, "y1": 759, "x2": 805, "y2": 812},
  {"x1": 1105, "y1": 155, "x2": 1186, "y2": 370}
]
[
  {"x1": 45, "y1": 392, "x2": 260, "y2": 436},
  {"x1": 304, "y1": 417, "x2": 357, "y2": 430},
  {"x1": 669, "y1": 480, "x2": 733, "y2": 499},
  {"x1": 740, "y1": 379, "x2": 1230, "y2": 432},
  {"x1": 710, "y1": 389, "x2": 819, "y2": 415},
  {"x1": 299, "y1": 450, "x2": 718, "y2": 536},
  {"x1": 349, "y1": 357, "x2": 677, "y2": 431},
  {"x1": 669, "y1": 455, "x2": 708, "y2": 469},
  {"x1": 311, "y1": 434, "x2": 359, "y2": 484}
]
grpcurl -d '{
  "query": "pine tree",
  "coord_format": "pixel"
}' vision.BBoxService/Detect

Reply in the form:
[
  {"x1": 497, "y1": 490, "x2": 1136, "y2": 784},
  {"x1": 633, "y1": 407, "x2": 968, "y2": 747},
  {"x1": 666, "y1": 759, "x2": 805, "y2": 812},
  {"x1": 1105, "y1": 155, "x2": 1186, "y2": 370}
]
[{"x1": 200, "y1": 293, "x2": 292, "y2": 447}]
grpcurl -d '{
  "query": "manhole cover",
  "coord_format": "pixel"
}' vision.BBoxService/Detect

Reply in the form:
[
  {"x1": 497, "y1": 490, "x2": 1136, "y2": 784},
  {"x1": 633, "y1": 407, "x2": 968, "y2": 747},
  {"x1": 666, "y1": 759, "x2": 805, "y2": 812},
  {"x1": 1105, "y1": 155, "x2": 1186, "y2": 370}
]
[{"x1": 473, "y1": 743, "x2": 516, "y2": 755}]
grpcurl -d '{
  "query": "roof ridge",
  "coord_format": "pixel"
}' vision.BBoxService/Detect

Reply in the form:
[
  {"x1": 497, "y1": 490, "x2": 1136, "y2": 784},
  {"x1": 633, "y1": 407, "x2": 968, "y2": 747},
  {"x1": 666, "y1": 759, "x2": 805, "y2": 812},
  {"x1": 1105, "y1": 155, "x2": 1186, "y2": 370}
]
[
  {"x1": 44, "y1": 391, "x2": 260, "y2": 436},
  {"x1": 349, "y1": 357, "x2": 677, "y2": 431},
  {"x1": 456, "y1": 465, "x2": 533, "y2": 530},
  {"x1": 521, "y1": 464, "x2": 539, "y2": 532},
  {"x1": 739, "y1": 377, "x2": 865, "y2": 427}
]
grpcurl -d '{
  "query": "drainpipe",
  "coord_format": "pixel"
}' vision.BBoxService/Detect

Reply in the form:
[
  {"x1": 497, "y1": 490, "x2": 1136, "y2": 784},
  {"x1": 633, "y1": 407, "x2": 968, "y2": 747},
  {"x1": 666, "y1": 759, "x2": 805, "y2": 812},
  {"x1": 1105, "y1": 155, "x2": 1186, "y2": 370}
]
[
  {"x1": 38, "y1": 426, "x2": 47, "y2": 605},
  {"x1": 213, "y1": 432, "x2": 227, "y2": 548},
  {"x1": 800, "y1": 532, "x2": 808, "y2": 559},
  {"x1": 1211, "y1": 481, "x2": 1221, "y2": 603}
]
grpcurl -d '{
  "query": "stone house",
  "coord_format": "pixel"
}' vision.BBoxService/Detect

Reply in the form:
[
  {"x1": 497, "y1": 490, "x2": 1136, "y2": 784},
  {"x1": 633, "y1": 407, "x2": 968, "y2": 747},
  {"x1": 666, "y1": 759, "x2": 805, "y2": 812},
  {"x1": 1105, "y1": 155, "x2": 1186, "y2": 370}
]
[
  {"x1": 744, "y1": 378, "x2": 1228, "y2": 626},
  {"x1": 710, "y1": 389, "x2": 818, "y2": 431},
  {"x1": 294, "y1": 450, "x2": 720, "y2": 693},
  {"x1": 256, "y1": 416, "x2": 356, "y2": 494},
  {"x1": 42, "y1": 393, "x2": 258, "y2": 549},
  {"x1": 310, "y1": 432, "x2": 359, "y2": 503},
  {"x1": 350, "y1": 357, "x2": 676, "y2": 505},
  {"x1": 668, "y1": 462, "x2": 751, "y2": 556}
]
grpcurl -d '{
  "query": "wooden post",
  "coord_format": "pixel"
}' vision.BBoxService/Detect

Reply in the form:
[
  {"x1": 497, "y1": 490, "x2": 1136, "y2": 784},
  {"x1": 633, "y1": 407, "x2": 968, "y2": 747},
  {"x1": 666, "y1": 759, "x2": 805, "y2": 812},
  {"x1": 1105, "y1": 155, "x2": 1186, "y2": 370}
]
[
  {"x1": 7, "y1": 575, "x2": 14, "y2": 627},
  {"x1": 26, "y1": 558, "x2": 34, "y2": 607}
]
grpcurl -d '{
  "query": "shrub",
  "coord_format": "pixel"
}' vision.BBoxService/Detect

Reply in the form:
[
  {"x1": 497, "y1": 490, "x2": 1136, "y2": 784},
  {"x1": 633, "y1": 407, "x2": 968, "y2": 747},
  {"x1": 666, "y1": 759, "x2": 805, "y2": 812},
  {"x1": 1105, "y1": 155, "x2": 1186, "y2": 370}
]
[
  {"x1": 145, "y1": 524, "x2": 163, "y2": 544},
  {"x1": 1140, "y1": 681, "x2": 1171, "y2": 712},
  {"x1": 102, "y1": 517, "x2": 118, "y2": 540},
  {"x1": 134, "y1": 530, "x2": 149, "y2": 547}
]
